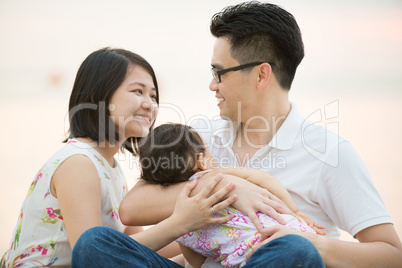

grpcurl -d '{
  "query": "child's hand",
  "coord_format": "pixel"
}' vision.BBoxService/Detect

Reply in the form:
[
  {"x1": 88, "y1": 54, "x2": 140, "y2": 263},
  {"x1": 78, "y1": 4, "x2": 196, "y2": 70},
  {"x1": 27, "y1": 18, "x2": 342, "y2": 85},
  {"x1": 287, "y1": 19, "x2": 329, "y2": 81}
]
[
  {"x1": 171, "y1": 173, "x2": 238, "y2": 234},
  {"x1": 295, "y1": 211, "x2": 326, "y2": 235}
]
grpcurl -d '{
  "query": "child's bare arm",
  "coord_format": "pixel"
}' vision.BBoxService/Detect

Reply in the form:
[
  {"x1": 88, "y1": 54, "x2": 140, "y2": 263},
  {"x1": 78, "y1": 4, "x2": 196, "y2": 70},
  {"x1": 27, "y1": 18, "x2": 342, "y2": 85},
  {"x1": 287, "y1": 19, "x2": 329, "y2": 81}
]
[{"x1": 179, "y1": 244, "x2": 206, "y2": 268}]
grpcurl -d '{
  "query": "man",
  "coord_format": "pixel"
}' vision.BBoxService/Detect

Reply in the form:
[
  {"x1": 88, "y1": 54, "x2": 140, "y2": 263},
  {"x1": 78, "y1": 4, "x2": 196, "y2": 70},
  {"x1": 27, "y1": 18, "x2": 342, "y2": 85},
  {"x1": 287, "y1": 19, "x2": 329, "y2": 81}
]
[
  {"x1": 75, "y1": 2, "x2": 402, "y2": 267},
  {"x1": 187, "y1": 2, "x2": 401, "y2": 266},
  {"x1": 131, "y1": 1, "x2": 401, "y2": 265}
]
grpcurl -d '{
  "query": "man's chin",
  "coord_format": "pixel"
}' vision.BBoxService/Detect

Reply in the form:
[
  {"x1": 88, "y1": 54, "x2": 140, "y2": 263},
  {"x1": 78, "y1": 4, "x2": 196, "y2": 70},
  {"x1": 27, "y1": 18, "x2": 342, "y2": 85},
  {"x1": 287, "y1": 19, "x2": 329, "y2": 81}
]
[{"x1": 219, "y1": 112, "x2": 237, "y2": 122}]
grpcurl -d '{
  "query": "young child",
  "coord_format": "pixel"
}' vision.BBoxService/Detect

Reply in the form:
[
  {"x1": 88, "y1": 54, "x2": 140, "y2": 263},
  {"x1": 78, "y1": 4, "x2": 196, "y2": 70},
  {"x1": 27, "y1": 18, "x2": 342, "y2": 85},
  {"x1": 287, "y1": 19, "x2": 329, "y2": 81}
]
[
  {"x1": 137, "y1": 123, "x2": 325, "y2": 268},
  {"x1": 1, "y1": 47, "x2": 159, "y2": 267}
]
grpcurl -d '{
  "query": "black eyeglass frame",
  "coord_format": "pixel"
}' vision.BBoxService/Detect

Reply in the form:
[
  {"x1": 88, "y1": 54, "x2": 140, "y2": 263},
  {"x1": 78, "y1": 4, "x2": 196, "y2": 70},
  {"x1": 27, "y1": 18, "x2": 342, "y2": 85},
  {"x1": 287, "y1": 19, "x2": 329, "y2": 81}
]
[{"x1": 211, "y1": 61, "x2": 274, "y2": 83}]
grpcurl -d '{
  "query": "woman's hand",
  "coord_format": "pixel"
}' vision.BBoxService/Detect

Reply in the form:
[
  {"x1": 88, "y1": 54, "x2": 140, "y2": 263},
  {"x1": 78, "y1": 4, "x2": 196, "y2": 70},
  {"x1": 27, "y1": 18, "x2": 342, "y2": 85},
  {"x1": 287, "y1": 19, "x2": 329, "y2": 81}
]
[
  {"x1": 170, "y1": 173, "x2": 238, "y2": 235},
  {"x1": 130, "y1": 173, "x2": 237, "y2": 252}
]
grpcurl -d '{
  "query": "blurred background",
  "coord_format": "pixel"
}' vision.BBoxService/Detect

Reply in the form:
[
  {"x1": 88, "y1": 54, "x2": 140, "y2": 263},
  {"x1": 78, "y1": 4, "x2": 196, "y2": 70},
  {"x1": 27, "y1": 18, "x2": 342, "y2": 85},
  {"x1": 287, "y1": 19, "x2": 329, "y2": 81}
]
[{"x1": 1, "y1": 0, "x2": 401, "y2": 254}]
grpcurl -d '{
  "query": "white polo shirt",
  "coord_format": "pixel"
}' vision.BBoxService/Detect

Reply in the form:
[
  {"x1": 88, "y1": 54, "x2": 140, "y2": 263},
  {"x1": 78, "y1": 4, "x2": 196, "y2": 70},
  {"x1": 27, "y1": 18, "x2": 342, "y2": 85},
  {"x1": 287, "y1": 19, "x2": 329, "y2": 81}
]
[{"x1": 191, "y1": 103, "x2": 392, "y2": 239}]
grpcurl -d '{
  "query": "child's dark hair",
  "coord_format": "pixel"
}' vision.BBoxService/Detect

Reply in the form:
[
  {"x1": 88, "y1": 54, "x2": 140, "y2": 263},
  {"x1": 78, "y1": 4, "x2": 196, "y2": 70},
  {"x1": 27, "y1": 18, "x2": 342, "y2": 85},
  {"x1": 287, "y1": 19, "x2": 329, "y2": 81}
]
[
  {"x1": 65, "y1": 47, "x2": 159, "y2": 154},
  {"x1": 139, "y1": 123, "x2": 206, "y2": 186}
]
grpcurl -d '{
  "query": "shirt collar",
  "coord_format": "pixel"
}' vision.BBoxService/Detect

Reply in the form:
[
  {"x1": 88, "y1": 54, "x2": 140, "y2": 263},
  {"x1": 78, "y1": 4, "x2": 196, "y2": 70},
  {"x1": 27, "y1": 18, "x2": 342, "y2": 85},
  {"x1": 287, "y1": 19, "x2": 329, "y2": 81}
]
[
  {"x1": 211, "y1": 102, "x2": 303, "y2": 150},
  {"x1": 211, "y1": 118, "x2": 240, "y2": 147},
  {"x1": 268, "y1": 102, "x2": 304, "y2": 150}
]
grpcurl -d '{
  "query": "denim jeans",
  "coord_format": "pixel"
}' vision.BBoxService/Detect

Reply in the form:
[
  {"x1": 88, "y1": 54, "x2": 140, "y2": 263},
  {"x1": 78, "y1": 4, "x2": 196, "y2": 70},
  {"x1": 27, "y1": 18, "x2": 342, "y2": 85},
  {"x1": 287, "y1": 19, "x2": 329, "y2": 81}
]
[{"x1": 72, "y1": 226, "x2": 324, "y2": 268}]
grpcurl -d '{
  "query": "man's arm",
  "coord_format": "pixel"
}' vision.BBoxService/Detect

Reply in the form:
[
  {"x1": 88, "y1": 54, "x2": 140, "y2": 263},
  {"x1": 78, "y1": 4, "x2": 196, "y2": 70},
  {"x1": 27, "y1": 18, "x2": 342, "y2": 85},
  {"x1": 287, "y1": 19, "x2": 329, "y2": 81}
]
[
  {"x1": 249, "y1": 141, "x2": 402, "y2": 266},
  {"x1": 331, "y1": 223, "x2": 402, "y2": 266},
  {"x1": 206, "y1": 167, "x2": 325, "y2": 233},
  {"x1": 252, "y1": 223, "x2": 402, "y2": 267}
]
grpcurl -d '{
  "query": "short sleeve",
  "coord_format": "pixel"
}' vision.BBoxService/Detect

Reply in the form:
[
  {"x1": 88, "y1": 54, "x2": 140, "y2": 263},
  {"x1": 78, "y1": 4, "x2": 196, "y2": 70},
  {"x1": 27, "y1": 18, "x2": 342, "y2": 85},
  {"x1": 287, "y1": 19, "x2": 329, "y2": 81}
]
[{"x1": 316, "y1": 141, "x2": 392, "y2": 237}]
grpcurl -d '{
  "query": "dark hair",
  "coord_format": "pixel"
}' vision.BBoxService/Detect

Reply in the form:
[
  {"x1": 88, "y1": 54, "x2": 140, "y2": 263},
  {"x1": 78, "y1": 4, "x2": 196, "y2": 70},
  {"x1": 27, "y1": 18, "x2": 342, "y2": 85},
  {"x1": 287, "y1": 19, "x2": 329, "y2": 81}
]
[
  {"x1": 65, "y1": 47, "x2": 159, "y2": 154},
  {"x1": 210, "y1": 1, "x2": 304, "y2": 90},
  {"x1": 138, "y1": 123, "x2": 206, "y2": 186}
]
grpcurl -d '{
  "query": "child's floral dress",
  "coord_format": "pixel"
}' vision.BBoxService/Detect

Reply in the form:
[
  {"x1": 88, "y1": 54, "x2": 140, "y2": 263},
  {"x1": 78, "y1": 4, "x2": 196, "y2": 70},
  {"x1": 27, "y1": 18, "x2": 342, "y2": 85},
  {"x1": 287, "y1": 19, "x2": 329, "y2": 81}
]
[{"x1": 176, "y1": 170, "x2": 317, "y2": 268}]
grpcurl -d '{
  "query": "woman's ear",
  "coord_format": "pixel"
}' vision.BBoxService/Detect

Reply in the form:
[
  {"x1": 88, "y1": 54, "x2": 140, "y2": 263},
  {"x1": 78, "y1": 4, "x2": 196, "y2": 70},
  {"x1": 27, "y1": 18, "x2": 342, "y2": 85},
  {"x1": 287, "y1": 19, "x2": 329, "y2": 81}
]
[{"x1": 197, "y1": 153, "x2": 207, "y2": 170}]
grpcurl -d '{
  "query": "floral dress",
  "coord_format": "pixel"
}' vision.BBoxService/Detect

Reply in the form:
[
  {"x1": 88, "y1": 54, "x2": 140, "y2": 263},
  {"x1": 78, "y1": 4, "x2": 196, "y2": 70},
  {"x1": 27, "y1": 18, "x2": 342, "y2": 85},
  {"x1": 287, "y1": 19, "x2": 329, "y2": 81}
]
[
  {"x1": 176, "y1": 170, "x2": 316, "y2": 268},
  {"x1": 1, "y1": 139, "x2": 127, "y2": 267}
]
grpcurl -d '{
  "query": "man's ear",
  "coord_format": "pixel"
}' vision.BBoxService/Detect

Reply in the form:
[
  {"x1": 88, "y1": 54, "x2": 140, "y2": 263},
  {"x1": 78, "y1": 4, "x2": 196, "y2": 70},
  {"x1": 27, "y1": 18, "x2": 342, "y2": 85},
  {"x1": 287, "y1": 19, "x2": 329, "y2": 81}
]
[
  {"x1": 256, "y1": 62, "x2": 273, "y2": 89},
  {"x1": 197, "y1": 153, "x2": 207, "y2": 170}
]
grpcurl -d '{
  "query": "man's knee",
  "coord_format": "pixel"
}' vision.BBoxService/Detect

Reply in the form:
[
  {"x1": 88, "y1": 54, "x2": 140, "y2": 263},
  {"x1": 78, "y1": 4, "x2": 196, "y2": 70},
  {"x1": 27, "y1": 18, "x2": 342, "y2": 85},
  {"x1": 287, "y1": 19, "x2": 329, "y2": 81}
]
[
  {"x1": 272, "y1": 235, "x2": 324, "y2": 266},
  {"x1": 279, "y1": 234, "x2": 318, "y2": 252},
  {"x1": 245, "y1": 235, "x2": 324, "y2": 268}
]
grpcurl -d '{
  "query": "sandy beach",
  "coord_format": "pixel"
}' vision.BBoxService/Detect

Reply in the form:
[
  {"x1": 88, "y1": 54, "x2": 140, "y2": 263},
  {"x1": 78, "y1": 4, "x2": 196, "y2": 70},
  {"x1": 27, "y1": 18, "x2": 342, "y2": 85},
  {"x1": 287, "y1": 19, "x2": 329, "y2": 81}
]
[{"x1": 1, "y1": 95, "x2": 401, "y2": 252}]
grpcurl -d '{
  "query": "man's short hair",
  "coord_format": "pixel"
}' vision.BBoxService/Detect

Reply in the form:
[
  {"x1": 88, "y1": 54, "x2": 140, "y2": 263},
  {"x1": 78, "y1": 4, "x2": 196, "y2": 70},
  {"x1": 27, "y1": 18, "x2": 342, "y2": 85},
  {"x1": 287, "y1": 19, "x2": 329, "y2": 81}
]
[{"x1": 210, "y1": 1, "x2": 304, "y2": 90}]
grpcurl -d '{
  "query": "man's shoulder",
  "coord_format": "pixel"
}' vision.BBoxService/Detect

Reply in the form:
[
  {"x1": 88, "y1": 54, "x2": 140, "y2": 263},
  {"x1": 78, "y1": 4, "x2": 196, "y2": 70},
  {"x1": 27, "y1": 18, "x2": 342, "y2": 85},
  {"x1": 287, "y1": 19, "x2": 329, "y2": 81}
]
[
  {"x1": 298, "y1": 116, "x2": 346, "y2": 145},
  {"x1": 290, "y1": 117, "x2": 351, "y2": 167}
]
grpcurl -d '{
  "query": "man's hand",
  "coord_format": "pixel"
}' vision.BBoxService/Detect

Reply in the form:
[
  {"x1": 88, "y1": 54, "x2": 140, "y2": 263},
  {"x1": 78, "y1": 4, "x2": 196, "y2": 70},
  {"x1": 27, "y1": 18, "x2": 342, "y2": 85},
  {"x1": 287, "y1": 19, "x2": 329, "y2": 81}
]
[
  {"x1": 295, "y1": 211, "x2": 326, "y2": 235},
  {"x1": 245, "y1": 225, "x2": 301, "y2": 260},
  {"x1": 228, "y1": 177, "x2": 292, "y2": 231}
]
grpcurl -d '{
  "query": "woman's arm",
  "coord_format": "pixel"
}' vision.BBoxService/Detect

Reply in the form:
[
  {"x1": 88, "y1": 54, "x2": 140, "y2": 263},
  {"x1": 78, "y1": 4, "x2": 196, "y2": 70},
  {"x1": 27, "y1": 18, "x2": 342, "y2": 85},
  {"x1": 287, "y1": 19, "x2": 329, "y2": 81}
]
[
  {"x1": 119, "y1": 174, "x2": 288, "y2": 231},
  {"x1": 52, "y1": 155, "x2": 102, "y2": 249},
  {"x1": 179, "y1": 244, "x2": 206, "y2": 268},
  {"x1": 128, "y1": 175, "x2": 237, "y2": 251},
  {"x1": 119, "y1": 179, "x2": 181, "y2": 225},
  {"x1": 120, "y1": 172, "x2": 292, "y2": 232},
  {"x1": 124, "y1": 226, "x2": 143, "y2": 235},
  {"x1": 156, "y1": 241, "x2": 182, "y2": 259}
]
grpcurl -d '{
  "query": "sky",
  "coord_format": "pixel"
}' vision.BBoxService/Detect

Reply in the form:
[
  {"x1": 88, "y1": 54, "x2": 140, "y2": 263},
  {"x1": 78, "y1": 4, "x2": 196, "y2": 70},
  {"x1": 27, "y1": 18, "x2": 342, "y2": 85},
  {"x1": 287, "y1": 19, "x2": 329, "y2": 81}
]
[
  {"x1": 0, "y1": 0, "x2": 401, "y2": 254},
  {"x1": 0, "y1": 0, "x2": 401, "y2": 102}
]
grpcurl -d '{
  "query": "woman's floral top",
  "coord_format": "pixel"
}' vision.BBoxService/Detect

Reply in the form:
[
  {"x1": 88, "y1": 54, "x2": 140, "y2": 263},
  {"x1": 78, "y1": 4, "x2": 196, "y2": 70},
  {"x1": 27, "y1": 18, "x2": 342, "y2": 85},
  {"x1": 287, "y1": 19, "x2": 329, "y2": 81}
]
[
  {"x1": 1, "y1": 139, "x2": 127, "y2": 267},
  {"x1": 176, "y1": 170, "x2": 316, "y2": 268}
]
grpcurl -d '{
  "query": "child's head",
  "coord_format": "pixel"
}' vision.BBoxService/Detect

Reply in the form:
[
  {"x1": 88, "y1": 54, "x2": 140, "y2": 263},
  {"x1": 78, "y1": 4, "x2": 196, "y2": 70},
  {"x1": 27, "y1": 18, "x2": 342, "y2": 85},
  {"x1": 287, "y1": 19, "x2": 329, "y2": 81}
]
[
  {"x1": 66, "y1": 47, "x2": 159, "y2": 153},
  {"x1": 139, "y1": 123, "x2": 216, "y2": 186}
]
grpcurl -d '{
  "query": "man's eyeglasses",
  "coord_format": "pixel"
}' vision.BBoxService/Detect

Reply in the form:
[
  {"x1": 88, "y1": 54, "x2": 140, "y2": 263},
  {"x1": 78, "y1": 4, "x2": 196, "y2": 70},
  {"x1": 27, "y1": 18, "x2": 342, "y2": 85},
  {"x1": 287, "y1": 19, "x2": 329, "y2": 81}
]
[{"x1": 211, "y1": 62, "x2": 274, "y2": 83}]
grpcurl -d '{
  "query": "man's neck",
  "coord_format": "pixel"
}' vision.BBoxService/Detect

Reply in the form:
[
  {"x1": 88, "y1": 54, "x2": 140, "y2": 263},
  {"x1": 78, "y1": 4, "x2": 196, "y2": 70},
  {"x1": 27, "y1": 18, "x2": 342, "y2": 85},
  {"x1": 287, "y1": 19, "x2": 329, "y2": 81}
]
[
  {"x1": 239, "y1": 101, "x2": 291, "y2": 147},
  {"x1": 231, "y1": 101, "x2": 291, "y2": 166}
]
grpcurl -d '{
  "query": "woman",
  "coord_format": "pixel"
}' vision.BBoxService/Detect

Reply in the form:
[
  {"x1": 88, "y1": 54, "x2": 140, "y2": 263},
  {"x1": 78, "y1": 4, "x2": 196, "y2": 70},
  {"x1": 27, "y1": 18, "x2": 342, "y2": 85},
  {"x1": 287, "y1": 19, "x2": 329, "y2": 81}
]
[{"x1": 2, "y1": 47, "x2": 160, "y2": 267}]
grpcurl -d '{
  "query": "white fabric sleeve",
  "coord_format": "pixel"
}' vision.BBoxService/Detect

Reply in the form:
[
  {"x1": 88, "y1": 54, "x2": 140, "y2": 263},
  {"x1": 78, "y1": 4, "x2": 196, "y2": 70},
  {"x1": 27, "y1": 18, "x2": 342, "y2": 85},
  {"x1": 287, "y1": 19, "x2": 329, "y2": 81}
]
[{"x1": 316, "y1": 140, "x2": 393, "y2": 237}]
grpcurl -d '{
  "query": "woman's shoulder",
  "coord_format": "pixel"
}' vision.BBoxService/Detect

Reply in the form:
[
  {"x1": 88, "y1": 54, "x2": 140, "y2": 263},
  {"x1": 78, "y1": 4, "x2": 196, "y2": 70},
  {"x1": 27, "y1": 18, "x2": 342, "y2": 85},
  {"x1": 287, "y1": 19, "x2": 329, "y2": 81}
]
[
  {"x1": 42, "y1": 141, "x2": 100, "y2": 182},
  {"x1": 45, "y1": 139, "x2": 94, "y2": 163},
  {"x1": 56, "y1": 154, "x2": 95, "y2": 171}
]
